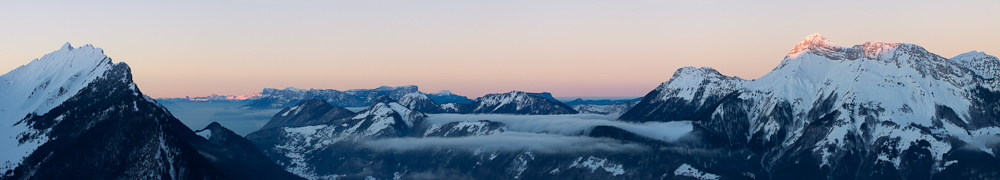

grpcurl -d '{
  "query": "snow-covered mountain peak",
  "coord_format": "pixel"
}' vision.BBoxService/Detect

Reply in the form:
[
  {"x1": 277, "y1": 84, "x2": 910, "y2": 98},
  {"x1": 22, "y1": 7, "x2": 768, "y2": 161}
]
[
  {"x1": 951, "y1": 51, "x2": 1000, "y2": 83},
  {"x1": 399, "y1": 93, "x2": 431, "y2": 105},
  {"x1": 1, "y1": 43, "x2": 115, "y2": 121},
  {"x1": 669, "y1": 66, "x2": 724, "y2": 80},
  {"x1": 0, "y1": 43, "x2": 120, "y2": 171},
  {"x1": 951, "y1": 50, "x2": 998, "y2": 67},
  {"x1": 727, "y1": 37, "x2": 998, "y2": 172},
  {"x1": 803, "y1": 33, "x2": 831, "y2": 44},
  {"x1": 60, "y1": 42, "x2": 73, "y2": 50},
  {"x1": 952, "y1": 51, "x2": 993, "y2": 60},
  {"x1": 655, "y1": 66, "x2": 748, "y2": 101},
  {"x1": 355, "y1": 101, "x2": 424, "y2": 129},
  {"x1": 788, "y1": 33, "x2": 838, "y2": 56},
  {"x1": 784, "y1": 34, "x2": 922, "y2": 62},
  {"x1": 463, "y1": 90, "x2": 577, "y2": 114}
]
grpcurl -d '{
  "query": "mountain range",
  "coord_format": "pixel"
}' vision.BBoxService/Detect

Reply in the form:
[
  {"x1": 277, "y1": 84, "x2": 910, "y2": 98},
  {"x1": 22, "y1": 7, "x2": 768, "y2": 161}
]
[{"x1": 2, "y1": 33, "x2": 998, "y2": 180}]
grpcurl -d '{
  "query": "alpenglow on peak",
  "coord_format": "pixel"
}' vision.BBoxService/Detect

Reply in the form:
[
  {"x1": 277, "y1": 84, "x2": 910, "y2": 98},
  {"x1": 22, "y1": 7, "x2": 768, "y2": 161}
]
[{"x1": 788, "y1": 33, "x2": 838, "y2": 55}]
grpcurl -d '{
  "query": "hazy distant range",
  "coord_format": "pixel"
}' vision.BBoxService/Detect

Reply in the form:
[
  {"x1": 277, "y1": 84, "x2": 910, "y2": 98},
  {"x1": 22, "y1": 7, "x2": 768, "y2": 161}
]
[{"x1": 157, "y1": 96, "x2": 640, "y2": 135}]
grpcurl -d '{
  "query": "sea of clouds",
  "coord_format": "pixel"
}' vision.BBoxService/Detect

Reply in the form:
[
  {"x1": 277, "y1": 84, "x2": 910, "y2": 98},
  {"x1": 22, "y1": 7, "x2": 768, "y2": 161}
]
[{"x1": 365, "y1": 114, "x2": 694, "y2": 153}]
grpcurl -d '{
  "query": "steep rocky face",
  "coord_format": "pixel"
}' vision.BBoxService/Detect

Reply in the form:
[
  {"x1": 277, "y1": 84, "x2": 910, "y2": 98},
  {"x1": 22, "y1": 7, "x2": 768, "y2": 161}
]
[
  {"x1": 0, "y1": 44, "x2": 230, "y2": 179},
  {"x1": 192, "y1": 122, "x2": 305, "y2": 180},
  {"x1": 243, "y1": 85, "x2": 420, "y2": 109},
  {"x1": 618, "y1": 34, "x2": 1000, "y2": 179},
  {"x1": 259, "y1": 98, "x2": 354, "y2": 130},
  {"x1": 462, "y1": 91, "x2": 578, "y2": 115}
]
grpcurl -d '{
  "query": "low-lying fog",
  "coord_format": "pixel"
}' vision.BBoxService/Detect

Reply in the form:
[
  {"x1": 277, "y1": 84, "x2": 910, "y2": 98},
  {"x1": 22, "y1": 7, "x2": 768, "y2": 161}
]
[
  {"x1": 158, "y1": 100, "x2": 279, "y2": 135},
  {"x1": 366, "y1": 114, "x2": 694, "y2": 153}
]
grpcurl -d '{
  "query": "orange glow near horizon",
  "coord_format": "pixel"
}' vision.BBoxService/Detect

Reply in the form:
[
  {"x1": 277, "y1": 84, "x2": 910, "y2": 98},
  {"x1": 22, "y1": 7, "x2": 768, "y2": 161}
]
[{"x1": 1, "y1": 1, "x2": 997, "y2": 98}]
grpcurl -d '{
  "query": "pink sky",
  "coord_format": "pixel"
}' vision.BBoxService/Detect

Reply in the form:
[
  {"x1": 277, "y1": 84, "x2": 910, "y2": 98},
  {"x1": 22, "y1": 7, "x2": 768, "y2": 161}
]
[{"x1": 1, "y1": 1, "x2": 998, "y2": 98}]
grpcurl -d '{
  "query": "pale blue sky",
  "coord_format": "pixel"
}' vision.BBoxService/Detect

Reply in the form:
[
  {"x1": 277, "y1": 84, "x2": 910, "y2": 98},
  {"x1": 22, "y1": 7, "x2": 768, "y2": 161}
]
[{"x1": 1, "y1": 0, "x2": 997, "y2": 97}]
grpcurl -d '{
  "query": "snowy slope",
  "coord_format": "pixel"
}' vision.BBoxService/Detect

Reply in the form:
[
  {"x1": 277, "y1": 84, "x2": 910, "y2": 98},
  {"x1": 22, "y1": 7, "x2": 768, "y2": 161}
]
[{"x1": 0, "y1": 43, "x2": 114, "y2": 171}]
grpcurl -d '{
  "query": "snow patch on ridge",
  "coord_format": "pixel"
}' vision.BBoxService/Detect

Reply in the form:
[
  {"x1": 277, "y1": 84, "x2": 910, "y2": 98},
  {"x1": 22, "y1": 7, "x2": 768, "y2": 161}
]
[
  {"x1": 196, "y1": 129, "x2": 212, "y2": 140},
  {"x1": 674, "y1": 163, "x2": 719, "y2": 180},
  {"x1": 568, "y1": 156, "x2": 625, "y2": 176}
]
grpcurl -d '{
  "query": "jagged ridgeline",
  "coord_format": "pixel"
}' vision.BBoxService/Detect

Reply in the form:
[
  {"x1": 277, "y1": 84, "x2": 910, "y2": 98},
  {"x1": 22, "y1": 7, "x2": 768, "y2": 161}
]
[{"x1": 0, "y1": 43, "x2": 303, "y2": 180}]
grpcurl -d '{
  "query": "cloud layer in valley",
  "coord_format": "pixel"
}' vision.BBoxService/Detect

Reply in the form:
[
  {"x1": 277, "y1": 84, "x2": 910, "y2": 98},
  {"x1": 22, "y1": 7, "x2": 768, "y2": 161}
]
[
  {"x1": 424, "y1": 114, "x2": 693, "y2": 142},
  {"x1": 365, "y1": 114, "x2": 695, "y2": 153},
  {"x1": 365, "y1": 132, "x2": 649, "y2": 153}
]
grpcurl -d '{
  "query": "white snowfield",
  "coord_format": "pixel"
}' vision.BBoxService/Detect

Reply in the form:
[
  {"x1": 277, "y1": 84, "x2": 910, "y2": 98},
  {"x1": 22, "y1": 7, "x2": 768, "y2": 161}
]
[{"x1": 0, "y1": 43, "x2": 116, "y2": 172}]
